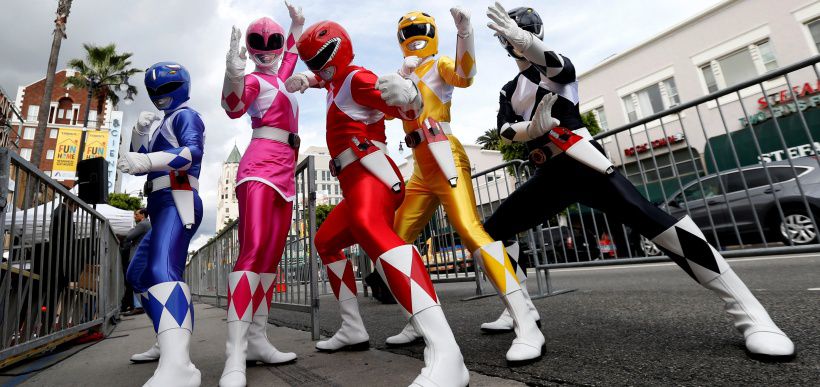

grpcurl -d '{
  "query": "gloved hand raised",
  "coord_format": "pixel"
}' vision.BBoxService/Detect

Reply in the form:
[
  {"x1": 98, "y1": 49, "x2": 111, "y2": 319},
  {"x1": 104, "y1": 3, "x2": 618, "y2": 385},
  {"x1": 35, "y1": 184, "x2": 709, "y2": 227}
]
[
  {"x1": 450, "y1": 6, "x2": 472, "y2": 38},
  {"x1": 226, "y1": 26, "x2": 247, "y2": 80},
  {"x1": 135, "y1": 111, "x2": 160, "y2": 135},
  {"x1": 486, "y1": 2, "x2": 531, "y2": 53},
  {"x1": 399, "y1": 56, "x2": 422, "y2": 78},
  {"x1": 529, "y1": 93, "x2": 561, "y2": 139}
]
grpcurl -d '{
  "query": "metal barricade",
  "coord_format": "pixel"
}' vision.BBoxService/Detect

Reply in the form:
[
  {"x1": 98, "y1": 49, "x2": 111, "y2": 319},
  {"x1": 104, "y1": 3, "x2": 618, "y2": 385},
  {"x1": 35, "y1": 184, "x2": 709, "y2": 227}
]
[
  {"x1": 537, "y1": 55, "x2": 820, "y2": 270},
  {"x1": 0, "y1": 148, "x2": 122, "y2": 367},
  {"x1": 186, "y1": 156, "x2": 319, "y2": 340}
]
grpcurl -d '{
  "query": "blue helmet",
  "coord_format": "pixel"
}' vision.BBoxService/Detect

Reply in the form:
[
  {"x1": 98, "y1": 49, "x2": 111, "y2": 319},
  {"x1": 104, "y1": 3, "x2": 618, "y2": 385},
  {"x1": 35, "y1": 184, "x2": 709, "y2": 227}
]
[{"x1": 144, "y1": 61, "x2": 190, "y2": 111}]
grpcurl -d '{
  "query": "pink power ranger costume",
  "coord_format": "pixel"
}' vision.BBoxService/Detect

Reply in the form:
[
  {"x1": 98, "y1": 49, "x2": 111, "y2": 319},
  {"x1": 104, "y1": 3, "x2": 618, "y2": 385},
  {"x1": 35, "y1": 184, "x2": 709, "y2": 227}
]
[{"x1": 217, "y1": 3, "x2": 304, "y2": 386}]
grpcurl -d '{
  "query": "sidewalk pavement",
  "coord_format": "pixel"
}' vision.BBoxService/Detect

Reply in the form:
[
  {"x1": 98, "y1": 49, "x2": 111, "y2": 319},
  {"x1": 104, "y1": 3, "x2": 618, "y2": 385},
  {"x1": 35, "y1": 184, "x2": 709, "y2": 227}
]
[{"x1": 17, "y1": 303, "x2": 523, "y2": 387}]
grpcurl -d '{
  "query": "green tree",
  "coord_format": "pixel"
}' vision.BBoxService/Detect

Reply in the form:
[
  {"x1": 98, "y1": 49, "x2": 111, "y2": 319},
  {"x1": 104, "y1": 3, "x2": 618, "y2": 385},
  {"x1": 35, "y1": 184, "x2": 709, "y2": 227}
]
[
  {"x1": 108, "y1": 193, "x2": 142, "y2": 211},
  {"x1": 315, "y1": 204, "x2": 335, "y2": 228},
  {"x1": 63, "y1": 43, "x2": 141, "y2": 128},
  {"x1": 476, "y1": 128, "x2": 500, "y2": 151},
  {"x1": 581, "y1": 111, "x2": 603, "y2": 137}
]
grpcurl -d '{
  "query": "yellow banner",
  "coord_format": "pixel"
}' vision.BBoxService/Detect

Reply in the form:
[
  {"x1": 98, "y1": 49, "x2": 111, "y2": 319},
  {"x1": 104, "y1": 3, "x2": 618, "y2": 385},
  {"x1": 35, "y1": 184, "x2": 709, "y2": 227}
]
[
  {"x1": 52, "y1": 128, "x2": 82, "y2": 180},
  {"x1": 82, "y1": 130, "x2": 109, "y2": 160}
]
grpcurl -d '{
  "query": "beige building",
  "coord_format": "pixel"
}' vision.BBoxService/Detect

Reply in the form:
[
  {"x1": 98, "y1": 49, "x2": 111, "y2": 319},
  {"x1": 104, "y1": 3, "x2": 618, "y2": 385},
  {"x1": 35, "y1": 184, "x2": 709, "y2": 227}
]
[
  {"x1": 298, "y1": 146, "x2": 343, "y2": 206},
  {"x1": 216, "y1": 145, "x2": 241, "y2": 230},
  {"x1": 579, "y1": 0, "x2": 820, "y2": 201}
]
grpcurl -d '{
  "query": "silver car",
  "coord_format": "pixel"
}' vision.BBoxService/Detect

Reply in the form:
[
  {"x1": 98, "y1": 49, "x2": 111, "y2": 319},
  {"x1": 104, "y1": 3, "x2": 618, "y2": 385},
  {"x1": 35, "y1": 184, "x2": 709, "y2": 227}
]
[{"x1": 642, "y1": 157, "x2": 820, "y2": 253}]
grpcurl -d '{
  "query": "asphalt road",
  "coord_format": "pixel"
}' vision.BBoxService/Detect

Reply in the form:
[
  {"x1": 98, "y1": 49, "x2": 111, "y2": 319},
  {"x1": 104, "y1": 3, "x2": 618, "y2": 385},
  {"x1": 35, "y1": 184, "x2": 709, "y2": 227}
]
[{"x1": 269, "y1": 254, "x2": 820, "y2": 386}]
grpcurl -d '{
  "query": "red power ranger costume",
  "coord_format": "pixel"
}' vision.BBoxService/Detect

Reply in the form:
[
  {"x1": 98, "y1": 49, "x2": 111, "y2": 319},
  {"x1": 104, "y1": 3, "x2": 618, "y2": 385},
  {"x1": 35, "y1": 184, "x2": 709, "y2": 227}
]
[{"x1": 287, "y1": 21, "x2": 469, "y2": 387}]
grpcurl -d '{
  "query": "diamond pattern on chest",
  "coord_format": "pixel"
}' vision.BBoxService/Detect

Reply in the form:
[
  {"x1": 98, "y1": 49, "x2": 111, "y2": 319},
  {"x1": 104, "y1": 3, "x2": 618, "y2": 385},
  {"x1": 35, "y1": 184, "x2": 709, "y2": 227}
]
[{"x1": 249, "y1": 74, "x2": 282, "y2": 117}]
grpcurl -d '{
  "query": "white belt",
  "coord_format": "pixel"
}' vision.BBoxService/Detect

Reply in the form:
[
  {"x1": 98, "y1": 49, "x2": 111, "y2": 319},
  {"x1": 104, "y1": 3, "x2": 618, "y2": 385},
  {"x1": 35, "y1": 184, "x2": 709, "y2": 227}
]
[
  {"x1": 372, "y1": 140, "x2": 387, "y2": 152},
  {"x1": 252, "y1": 126, "x2": 300, "y2": 149},
  {"x1": 334, "y1": 148, "x2": 359, "y2": 171},
  {"x1": 148, "y1": 174, "x2": 199, "y2": 193},
  {"x1": 411, "y1": 121, "x2": 453, "y2": 138}
]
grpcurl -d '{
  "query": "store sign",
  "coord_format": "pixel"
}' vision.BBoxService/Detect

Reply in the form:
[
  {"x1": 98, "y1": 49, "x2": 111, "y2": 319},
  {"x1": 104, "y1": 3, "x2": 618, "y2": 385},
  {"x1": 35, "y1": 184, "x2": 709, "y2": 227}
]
[
  {"x1": 52, "y1": 128, "x2": 82, "y2": 181},
  {"x1": 758, "y1": 142, "x2": 820, "y2": 162},
  {"x1": 623, "y1": 133, "x2": 685, "y2": 156},
  {"x1": 740, "y1": 80, "x2": 820, "y2": 126}
]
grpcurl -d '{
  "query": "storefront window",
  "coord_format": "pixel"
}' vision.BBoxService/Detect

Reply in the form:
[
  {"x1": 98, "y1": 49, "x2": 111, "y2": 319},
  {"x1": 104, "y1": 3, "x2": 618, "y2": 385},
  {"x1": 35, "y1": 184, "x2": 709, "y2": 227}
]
[{"x1": 622, "y1": 148, "x2": 704, "y2": 202}]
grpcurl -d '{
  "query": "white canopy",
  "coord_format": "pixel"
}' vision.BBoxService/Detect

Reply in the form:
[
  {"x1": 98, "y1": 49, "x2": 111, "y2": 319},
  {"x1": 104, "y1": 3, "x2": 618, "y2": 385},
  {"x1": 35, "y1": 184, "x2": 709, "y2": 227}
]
[{"x1": 4, "y1": 201, "x2": 135, "y2": 242}]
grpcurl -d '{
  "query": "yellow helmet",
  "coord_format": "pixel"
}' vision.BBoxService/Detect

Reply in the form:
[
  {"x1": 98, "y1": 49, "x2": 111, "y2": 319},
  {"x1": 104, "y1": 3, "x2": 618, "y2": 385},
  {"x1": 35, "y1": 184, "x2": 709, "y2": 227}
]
[{"x1": 397, "y1": 11, "x2": 438, "y2": 58}]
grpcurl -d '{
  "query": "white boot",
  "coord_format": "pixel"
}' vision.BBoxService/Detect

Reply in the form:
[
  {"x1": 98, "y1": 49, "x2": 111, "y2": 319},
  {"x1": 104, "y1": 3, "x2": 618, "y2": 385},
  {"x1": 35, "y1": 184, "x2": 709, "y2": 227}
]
[
  {"x1": 145, "y1": 328, "x2": 201, "y2": 387},
  {"x1": 409, "y1": 306, "x2": 470, "y2": 387},
  {"x1": 704, "y1": 269, "x2": 794, "y2": 358},
  {"x1": 142, "y1": 282, "x2": 199, "y2": 387},
  {"x1": 130, "y1": 342, "x2": 160, "y2": 363},
  {"x1": 219, "y1": 271, "x2": 259, "y2": 387},
  {"x1": 315, "y1": 297, "x2": 369, "y2": 352},
  {"x1": 481, "y1": 283, "x2": 541, "y2": 333},
  {"x1": 503, "y1": 290, "x2": 545, "y2": 365},
  {"x1": 247, "y1": 314, "x2": 297, "y2": 363},
  {"x1": 219, "y1": 321, "x2": 252, "y2": 387},
  {"x1": 385, "y1": 321, "x2": 422, "y2": 346},
  {"x1": 652, "y1": 216, "x2": 794, "y2": 358}
]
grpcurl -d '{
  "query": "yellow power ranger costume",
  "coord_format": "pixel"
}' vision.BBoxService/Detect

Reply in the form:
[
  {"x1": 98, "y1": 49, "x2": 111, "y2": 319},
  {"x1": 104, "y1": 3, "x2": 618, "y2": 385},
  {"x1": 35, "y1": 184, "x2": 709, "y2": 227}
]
[
  {"x1": 395, "y1": 10, "x2": 517, "y2": 292},
  {"x1": 388, "y1": 8, "x2": 544, "y2": 364}
]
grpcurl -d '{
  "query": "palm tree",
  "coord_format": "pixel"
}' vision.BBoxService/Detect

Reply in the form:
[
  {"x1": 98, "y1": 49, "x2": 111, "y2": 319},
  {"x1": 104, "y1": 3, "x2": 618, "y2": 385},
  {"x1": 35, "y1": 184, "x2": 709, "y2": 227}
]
[
  {"x1": 63, "y1": 43, "x2": 141, "y2": 129},
  {"x1": 476, "y1": 128, "x2": 501, "y2": 151},
  {"x1": 31, "y1": 0, "x2": 73, "y2": 171}
]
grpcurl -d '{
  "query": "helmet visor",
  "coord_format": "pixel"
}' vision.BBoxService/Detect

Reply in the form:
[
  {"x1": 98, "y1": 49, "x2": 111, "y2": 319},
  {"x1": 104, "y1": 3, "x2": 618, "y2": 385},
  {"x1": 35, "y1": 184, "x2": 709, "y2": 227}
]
[
  {"x1": 147, "y1": 81, "x2": 184, "y2": 98},
  {"x1": 397, "y1": 23, "x2": 435, "y2": 43},
  {"x1": 247, "y1": 32, "x2": 284, "y2": 51}
]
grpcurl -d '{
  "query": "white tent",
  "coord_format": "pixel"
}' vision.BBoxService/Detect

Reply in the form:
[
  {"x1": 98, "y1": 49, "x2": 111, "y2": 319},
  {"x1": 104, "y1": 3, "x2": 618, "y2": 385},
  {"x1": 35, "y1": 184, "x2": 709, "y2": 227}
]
[{"x1": 4, "y1": 201, "x2": 135, "y2": 242}]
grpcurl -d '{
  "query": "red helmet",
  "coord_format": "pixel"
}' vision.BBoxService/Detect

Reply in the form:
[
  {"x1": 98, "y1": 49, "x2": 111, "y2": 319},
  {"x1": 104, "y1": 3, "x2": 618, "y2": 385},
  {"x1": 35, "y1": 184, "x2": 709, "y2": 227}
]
[{"x1": 297, "y1": 21, "x2": 354, "y2": 81}]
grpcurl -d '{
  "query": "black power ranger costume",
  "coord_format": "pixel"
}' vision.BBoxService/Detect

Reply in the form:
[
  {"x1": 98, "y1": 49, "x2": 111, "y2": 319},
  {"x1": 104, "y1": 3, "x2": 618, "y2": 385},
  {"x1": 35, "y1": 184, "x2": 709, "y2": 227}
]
[{"x1": 482, "y1": 2, "x2": 794, "y2": 360}]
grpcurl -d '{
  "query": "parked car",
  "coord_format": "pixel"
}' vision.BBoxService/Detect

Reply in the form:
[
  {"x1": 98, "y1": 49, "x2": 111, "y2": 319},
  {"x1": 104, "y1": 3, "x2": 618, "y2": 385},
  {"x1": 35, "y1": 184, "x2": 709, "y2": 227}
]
[
  {"x1": 538, "y1": 225, "x2": 602, "y2": 264},
  {"x1": 642, "y1": 157, "x2": 820, "y2": 253}
]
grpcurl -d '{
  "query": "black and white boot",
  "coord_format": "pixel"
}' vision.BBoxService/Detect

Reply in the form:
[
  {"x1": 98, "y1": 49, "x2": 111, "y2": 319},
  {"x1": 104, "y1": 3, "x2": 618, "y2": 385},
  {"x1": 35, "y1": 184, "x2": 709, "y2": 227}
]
[{"x1": 651, "y1": 216, "x2": 794, "y2": 359}]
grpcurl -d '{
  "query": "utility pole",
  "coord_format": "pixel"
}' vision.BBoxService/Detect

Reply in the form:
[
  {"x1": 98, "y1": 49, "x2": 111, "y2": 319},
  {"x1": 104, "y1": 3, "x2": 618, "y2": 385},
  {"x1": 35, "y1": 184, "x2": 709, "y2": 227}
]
[{"x1": 30, "y1": 0, "x2": 73, "y2": 169}]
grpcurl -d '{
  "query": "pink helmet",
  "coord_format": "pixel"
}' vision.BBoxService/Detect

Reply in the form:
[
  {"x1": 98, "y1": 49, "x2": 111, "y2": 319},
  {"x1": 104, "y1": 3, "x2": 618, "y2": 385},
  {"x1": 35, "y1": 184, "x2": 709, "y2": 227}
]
[{"x1": 246, "y1": 17, "x2": 285, "y2": 69}]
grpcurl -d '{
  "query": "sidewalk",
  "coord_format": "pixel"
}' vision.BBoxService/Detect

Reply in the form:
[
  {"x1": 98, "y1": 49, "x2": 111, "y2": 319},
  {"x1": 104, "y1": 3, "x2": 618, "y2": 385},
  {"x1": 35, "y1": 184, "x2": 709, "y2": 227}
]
[{"x1": 17, "y1": 303, "x2": 522, "y2": 387}]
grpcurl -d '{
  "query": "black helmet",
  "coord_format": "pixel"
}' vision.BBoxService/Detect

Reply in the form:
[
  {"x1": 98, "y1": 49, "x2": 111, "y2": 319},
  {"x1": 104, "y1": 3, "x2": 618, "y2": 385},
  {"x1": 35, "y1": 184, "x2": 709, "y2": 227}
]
[{"x1": 498, "y1": 7, "x2": 543, "y2": 59}]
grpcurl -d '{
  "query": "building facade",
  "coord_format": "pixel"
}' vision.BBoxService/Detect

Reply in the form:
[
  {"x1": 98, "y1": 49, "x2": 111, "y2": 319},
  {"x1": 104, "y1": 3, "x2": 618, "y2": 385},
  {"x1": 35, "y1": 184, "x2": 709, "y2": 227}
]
[
  {"x1": 11, "y1": 69, "x2": 121, "y2": 187},
  {"x1": 578, "y1": 0, "x2": 820, "y2": 201},
  {"x1": 297, "y1": 146, "x2": 343, "y2": 206},
  {"x1": 216, "y1": 145, "x2": 241, "y2": 230}
]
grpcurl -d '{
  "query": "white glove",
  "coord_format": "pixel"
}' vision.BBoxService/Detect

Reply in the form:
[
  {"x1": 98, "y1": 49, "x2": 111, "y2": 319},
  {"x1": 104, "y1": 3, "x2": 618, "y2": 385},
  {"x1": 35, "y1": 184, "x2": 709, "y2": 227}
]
[
  {"x1": 226, "y1": 26, "x2": 247, "y2": 80},
  {"x1": 117, "y1": 152, "x2": 152, "y2": 175},
  {"x1": 486, "y1": 1, "x2": 532, "y2": 52},
  {"x1": 376, "y1": 73, "x2": 418, "y2": 107},
  {"x1": 399, "y1": 56, "x2": 422, "y2": 78},
  {"x1": 135, "y1": 111, "x2": 159, "y2": 135},
  {"x1": 285, "y1": 73, "x2": 310, "y2": 93},
  {"x1": 529, "y1": 93, "x2": 561, "y2": 139},
  {"x1": 285, "y1": 0, "x2": 305, "y2": 26},
  {"x1": 450, "y1": 6, "x2": 472, "y2": 38}
]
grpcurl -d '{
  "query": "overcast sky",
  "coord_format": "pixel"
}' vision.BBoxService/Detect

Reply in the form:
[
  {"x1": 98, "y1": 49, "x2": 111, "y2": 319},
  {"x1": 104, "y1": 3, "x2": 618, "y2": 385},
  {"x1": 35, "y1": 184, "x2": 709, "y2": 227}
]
[{"x1": 0, "y1": 0, "x2": 720, "y2": 250}]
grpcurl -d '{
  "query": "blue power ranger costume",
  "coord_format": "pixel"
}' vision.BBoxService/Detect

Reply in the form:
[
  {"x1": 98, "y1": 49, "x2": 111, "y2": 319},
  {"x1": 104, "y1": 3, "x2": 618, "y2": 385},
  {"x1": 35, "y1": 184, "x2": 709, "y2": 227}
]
[{"x1": 117, "y1": 61, "x2": 204, "y2": 387}]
